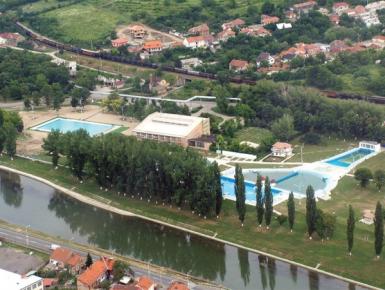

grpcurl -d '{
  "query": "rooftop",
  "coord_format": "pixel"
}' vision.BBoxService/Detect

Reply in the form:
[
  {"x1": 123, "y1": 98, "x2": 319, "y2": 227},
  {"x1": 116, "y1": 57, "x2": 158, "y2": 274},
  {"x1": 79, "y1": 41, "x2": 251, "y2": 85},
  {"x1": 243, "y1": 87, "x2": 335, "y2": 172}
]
[
  {"x1": 0, "y1": 268, "x2": 42, "y2": 290},
  {"x1": 50, "y1": 247, "x2": 73, "y2": 263},
  {"x1": 272, "y1": 142, "x2": 292, "y2": 149},
  {"x1": 78, "y1": 258, "x2": 114, "y2": 287},
  {"x1": 133, "y1": 112, "x2": 207, "y2": 138},
  {"x1": 137, "y1": 276, "x2": 155, "y2": 290},
  {"x1": 167, "y1": 281, "x2": 190, "y2": 290}
]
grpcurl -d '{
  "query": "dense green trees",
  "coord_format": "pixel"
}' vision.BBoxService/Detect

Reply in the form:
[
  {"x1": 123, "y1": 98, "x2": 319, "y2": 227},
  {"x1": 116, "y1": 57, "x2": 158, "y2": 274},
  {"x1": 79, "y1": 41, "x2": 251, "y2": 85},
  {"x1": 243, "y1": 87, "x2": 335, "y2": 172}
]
[
  {"x1": 42, "y1": 130, "x2": 62, "y2": 167},
  {"x1": 264, "y1": 177, "x2": 273, "y2": 229},
  {"x1": 234, "y1": 164, "x2": 246, "y2": 226},
  {"x1": 306, "y1": 185, "x2": 317, "y2": 239},
  {"x1": 287, "y1": 192, "x2": 295, "y2": 232},
  {"x1": 43, "y1": 130, "x2": 222, "y2": 217},
  {"x1": 256, "y1": 174, "x2": 264, "y2": 227},
  {"x1": 347, "y1": 205, "x2": 355, "y2": 256},
  {"x1": 0, "y1": 49, "x2": 70, "y2": 104},
  {"x1": 354, "y1": 168, "x2": 373, "y2": 188},
  {"x1": 373, "y1": 170, "x2": 385, "y2": 191},
  {"x1": 374, "y1": 201, "x2": 383, "y2": 259},
  {"x1": 213, "y1": 161, "x2": 223, "y2": 218},
  {"x1": 271, "y1": 114, "x2": 296, "y2": 141}
]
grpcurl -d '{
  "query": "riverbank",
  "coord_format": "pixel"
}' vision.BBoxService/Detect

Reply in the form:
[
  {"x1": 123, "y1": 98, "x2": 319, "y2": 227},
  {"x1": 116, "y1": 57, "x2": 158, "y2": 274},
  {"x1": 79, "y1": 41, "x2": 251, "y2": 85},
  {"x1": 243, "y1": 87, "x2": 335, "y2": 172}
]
[{"x1": 0, "y1": 156, "x2": 383, "y2": 289}]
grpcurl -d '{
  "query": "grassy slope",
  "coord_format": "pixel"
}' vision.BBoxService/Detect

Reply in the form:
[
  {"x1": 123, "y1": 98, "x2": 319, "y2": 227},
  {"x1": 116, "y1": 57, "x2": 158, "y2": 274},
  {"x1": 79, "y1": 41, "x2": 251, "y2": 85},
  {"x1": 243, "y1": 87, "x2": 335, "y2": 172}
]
[
  {"x1": 1, "y1": 154, "x2": 385, "y2": 287},
  {"x1": 22, "y1": 0, "x2": 275, "y2": 43}
]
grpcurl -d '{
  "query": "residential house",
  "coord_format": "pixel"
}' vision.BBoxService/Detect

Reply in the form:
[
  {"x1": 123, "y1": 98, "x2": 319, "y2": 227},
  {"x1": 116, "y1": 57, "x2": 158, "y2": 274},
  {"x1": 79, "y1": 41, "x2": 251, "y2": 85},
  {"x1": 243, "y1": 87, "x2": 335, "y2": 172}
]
[
  {"x1": 285, "y1": 10, "x2": 298, "y2": 22},
  {"x1": 127, "y1": 25, "x2": 146, "y2": 39},
  {"x1": 229, "y1": 59, "x2": 249, "y2": 71},
  {"x1": 0, "y1": 36, "x2": 6, "y2": 46},
  {"x1": 329, "y1": 39, "x2": 349, "y2": 54},
  {"x1": 276, "y1": 23, "x2": 292, "y2": 30},
  {"x1": 256, "y1": 52, "x2": 275, "y2": 67},
  {"x1": 271, "y1": 142, "x2": 293, "y2": 157},
  {"x1": 183, "y1": 35, "x2": 213, "y2": 49},
  {"x1": 136, "y1": 276, "x2": 156, "y2": 290},
  {"x1": 359, "y1": 140, "x2": 381, "y2": 152},
  {"x1": 216, "y1": 29, "x2": 235, "y2": 42},
  {"x1": 366, "y1": 0, "x2": 385, "y2": 12},
  {"x1": 167, "y1": 281, "x2": 190, "y2": 290},
  {"x1": 188, "y1": 23, "x2": 210, "y2": 36},
  {"x1": 221, "y1": 18, "x2": 245, "y2": 30},
  {"x1": 240, "y1": 26, "x2": 271, "y2": 37},
  {"x1": 180, "y1": 57, "x2": 202, "y2": 70},
  {"x1": 332, "y1": 2, "x2": 350, "y2": 15},
  {"x1": 77, "y1": 257, "x2": 115, "y2": 290},
  {"x1": 111, "y1": 38, "x2": 128, "y2": 48},
  {"x1": 50, "y1": 247, "x2": 83, "y2": 274},
  {"x1": 43, "y1": 278, "x2": 58, "y2": 288},
  {"x1": 329, "y1": 14, "x2": 340, "y2": 25},
  {"x1": 293, "y1": 1, "x2": 317, "y2": 14},
  {"x1": 0, "y1": 32, "x2": 23, "y2": 46},
  {"x1": 143, "y1": 40, "x2": 163, "y2": 54},
  {"x1": 373, "y1": 35, "x2": 385, "y2": 48},
  {"x1": 261, "y1": 14, "x2": 280, "y2": 25}
]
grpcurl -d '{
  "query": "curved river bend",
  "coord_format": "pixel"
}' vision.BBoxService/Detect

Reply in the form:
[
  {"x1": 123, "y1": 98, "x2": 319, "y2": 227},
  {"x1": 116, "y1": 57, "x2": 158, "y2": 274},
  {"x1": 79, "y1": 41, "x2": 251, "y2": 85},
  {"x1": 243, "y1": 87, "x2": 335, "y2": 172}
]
[{"x1": 0, "y1": 170, "x2": 367, "y2": 290}]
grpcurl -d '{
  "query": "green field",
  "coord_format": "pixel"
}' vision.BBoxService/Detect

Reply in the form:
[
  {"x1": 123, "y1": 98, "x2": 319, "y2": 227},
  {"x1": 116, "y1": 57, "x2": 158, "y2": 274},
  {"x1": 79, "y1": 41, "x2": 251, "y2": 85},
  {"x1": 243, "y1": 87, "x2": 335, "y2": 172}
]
[
  {"x1": 234, "y1": 127, "x2": 273, "y2": 145},
  {"x1": 20, "y1": 0, "x2": 278, "y2": 45},
  {"x1": 2, "y1": 153, "x2": 385, "y2": 287}
]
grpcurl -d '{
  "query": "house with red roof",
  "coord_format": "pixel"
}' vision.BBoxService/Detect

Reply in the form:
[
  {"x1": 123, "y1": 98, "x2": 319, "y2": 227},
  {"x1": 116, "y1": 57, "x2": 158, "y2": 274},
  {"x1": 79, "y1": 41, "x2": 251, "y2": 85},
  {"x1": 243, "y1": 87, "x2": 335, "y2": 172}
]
[
  {"x1": 240, "y1": 26, "x2": 271, "y2": 37},
  {"x1": 50, "y1": 247, "x2": 84, "y2": 274},
  {"x1": 167, "y1": 281, "x2": 190, "y2": 290},
  {"x1": 261, "y1": 15, "x2": 280, "y2": 25},
  {"x1": 77, "y1": 257, "x2": 115, "y2": 290},
  {"x1": 293, "y1": 1, "x2": 317, "y2": 14},
  {"x1": 329, "y1": 14, "x2": 340, "y2": 25},
  {"x1": 373, "y1": 35, "x2": 385, "y2": 48},
  {"x1": 183, "y1": 35, "x2": 213, "y2": 49},
  {"x1": 332, "y1": 2, "x2": 350, "y2": 15},
  {"x1": 188, "y1": 23, "x2": 210, "y2": 36},
  {"x1": 136, "y1": 276, "x2": 156, "y2": 290},
  {"x1": 221, "y1": 18, "x2": 245, "y2": 30},
  {"x1": 271, "y1": 142, "x2": 293, "y2": 157},
  {"x1": 229, "y1": 59, "x2": 249, "y2": 72},
  {"x1": 216, "y1": 29, "x2": 235, "y2": 42},
  {"x1": 111, "y1": 38, "x2": 128, "y2": 48},
  {"x1": 143, "y1": 40, "x2": 163, "y2": 53}
]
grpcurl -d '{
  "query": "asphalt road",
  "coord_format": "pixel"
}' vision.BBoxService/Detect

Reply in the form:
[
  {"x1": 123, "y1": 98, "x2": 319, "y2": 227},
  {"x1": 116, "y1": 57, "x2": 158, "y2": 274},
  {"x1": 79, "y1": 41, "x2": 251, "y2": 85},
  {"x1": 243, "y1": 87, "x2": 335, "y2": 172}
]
[{"x1": 0, "y1": 226, "x2": 217, "y2": 290}]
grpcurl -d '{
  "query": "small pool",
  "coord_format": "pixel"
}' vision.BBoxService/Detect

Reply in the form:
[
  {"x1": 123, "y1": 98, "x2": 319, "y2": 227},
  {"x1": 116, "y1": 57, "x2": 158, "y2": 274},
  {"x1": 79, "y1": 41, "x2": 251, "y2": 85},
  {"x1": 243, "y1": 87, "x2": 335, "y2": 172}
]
[
  {"x1": 32, "y1": 118, "x2": 116, "y2": 136},
  {"x1": 325, "y1": 148, "x2": 373, "y2": 167}
]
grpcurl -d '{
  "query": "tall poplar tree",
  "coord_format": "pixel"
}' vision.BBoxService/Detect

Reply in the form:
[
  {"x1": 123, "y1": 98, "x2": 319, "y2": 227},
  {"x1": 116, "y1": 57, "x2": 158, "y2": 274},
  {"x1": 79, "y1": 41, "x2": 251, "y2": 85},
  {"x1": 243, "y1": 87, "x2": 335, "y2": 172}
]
[
  {"x1": 306, "y1": 185, "x2": 317, "y2": 239},
  {"x1": 212, "y1": 162, "x2": 223, "y2": 218},
  {"x1": 287, "y1": 192, "x2": 295, "y2": 232},
  {"x1": 256, "y1": 174, "x2": 264, "y2": 227},
  {"x1": 264, "y1": 177, "x2": 273, "y2": 229},
  {"x1": 374, "y1": 201, "x2": 383, "y2": 259},
  {"x1": 347, "y1": 204, "x2": 355, "y2": 256},
  {"x1": 234, "y1": 164, "x2": 246, "y2": 226}
]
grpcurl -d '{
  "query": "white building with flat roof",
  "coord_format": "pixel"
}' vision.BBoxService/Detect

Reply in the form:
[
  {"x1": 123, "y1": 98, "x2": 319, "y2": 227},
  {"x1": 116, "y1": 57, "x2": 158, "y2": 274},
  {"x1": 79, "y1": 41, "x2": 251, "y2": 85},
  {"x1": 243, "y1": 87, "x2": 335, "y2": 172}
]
[
  {"x1": 0, "y1": 268, "x2": 43, "y2": 290},
  {"x1": 133, "y1": 112, "x2": 210, "y2": 148},
  {"x1": 359, "y1": 141, "x2": 381, "y2": 152}
]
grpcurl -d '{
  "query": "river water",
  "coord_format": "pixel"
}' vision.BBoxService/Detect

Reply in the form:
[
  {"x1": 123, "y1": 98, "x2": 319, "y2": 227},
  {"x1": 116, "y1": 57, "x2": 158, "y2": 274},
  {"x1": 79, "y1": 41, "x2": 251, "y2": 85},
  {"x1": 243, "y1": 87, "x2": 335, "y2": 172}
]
[{"x1": 0, "y1": 170, "x2": 367, "y2": 290}]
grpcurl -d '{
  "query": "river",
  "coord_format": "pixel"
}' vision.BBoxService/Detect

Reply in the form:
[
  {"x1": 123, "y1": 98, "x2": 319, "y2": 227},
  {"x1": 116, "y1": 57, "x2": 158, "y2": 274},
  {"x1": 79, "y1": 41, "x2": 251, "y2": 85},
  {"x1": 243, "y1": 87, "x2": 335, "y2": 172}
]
[{"x1": 0, "y1": 169, "x2": 368, "y2": 290}]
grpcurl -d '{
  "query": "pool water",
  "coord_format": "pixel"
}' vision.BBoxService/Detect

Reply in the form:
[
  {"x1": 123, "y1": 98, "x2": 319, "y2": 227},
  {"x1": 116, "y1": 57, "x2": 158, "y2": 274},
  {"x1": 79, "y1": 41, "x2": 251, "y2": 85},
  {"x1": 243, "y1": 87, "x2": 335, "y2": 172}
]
[
  {"x1": 325, "y1": 148, "x2": 373, "y2": 167},
  {"x1": 33, "y1": 118, "x2": 115, "y2": 136},
  {"x1": 221, "y1": 176, "x2": 282, "y2": 203}
]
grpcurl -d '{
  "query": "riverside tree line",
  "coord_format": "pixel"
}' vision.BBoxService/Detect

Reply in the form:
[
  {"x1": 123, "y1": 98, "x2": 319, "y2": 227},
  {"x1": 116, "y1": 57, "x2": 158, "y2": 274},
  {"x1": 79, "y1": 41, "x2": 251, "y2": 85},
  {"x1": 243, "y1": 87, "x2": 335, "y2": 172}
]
[{"x1": 43, "y1": 129, "x2": 223, "y2": 217}]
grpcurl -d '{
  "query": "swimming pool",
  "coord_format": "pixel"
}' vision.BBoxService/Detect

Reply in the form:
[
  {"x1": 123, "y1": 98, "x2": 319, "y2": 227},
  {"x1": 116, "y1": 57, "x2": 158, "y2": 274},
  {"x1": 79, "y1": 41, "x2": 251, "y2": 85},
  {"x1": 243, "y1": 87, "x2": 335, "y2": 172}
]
[
  {"x1": 325, "y1": 148, "x2": 373, "y2": 167},
  {"x1": 32, "y1": 118, "x2": 117, "y2": 136}
]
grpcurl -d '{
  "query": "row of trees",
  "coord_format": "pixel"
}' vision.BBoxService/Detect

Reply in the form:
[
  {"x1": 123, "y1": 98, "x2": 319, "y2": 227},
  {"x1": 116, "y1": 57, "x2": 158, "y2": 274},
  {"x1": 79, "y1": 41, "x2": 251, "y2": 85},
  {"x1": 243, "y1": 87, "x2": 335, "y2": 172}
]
[
  {"x1": 354, "y1": 167, "x2": 385, "y2": 190},
  {"x1": 43, "y1": 130, "x2": 223, "y2": 217}
]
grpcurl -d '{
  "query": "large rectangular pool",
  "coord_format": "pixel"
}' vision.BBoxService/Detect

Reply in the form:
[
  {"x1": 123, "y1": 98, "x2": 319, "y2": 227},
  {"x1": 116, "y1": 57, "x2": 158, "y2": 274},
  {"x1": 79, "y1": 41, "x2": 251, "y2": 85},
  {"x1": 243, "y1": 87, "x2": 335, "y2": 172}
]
[
  {"x1": 32, "y1": 118, "x2": 116, "y2": 136},
  {"x1": 325, "y1": 148, "x2": 373, "y2": 167}
]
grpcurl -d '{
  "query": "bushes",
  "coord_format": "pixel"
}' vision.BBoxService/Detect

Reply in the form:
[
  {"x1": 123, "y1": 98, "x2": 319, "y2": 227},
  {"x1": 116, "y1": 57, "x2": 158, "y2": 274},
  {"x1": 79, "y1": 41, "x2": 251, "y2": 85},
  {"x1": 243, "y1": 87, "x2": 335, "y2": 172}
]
[{"x1": 354, "y1": 168, "x2": 373, "y2": 188}]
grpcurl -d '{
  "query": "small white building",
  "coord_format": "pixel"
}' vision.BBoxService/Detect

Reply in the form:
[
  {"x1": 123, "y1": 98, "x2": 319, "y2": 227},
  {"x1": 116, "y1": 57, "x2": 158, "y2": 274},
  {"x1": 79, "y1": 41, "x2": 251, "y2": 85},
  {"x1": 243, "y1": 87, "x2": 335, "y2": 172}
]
[
  {"x1": 0, "y1": 268, "x2": 43, "y2": 290},
  {"x1": 359, "y1": 141, "x2": 381, "y2": 152},
  {"x1": 271, "y1": 142, "x2": 293, "y2": 157}
]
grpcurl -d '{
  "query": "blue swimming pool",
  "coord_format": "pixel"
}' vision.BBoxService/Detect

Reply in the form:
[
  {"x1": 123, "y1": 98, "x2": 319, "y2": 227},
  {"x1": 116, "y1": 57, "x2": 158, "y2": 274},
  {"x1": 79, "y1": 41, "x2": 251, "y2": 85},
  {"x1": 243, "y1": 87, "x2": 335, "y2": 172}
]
[
  {"x1": 325, "y1": 148, "x2": 373, "y2": 167},
  {"x1": 33, "y1": 118, "x2": 116, "y2": 136},
  {"x1": 221, "y1": 176, "x2": 282, "y2": 203}
]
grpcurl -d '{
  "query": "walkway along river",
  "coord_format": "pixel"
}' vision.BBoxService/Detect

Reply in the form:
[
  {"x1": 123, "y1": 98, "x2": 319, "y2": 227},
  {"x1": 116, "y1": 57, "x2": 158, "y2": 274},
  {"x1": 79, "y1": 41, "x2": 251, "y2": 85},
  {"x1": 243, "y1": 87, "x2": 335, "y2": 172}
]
[{"x1": 0, "y1": 169, "x2": 371, "y2": 290}]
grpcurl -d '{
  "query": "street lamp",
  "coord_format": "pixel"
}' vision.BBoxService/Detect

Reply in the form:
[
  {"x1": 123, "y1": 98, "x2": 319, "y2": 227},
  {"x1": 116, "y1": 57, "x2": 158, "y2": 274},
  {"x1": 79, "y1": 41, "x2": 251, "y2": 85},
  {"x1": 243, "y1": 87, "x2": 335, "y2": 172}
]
[{"x1": 25, "y1": 225, "x2": 30, "y2": 247}]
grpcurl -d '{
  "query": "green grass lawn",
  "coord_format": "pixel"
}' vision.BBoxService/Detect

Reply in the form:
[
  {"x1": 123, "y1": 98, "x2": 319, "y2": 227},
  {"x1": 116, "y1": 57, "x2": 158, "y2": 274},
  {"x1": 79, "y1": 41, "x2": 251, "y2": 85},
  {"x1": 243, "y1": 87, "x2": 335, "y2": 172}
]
[
  {"x1": 289, "y1": 137, "x2": 357, "y2": 163},
  {"x1": 1, "y1": 154, "x2": 385, "y2": 287},
  {"x1": 234, "y1": 127, "x2": 273, "y2": 145}
]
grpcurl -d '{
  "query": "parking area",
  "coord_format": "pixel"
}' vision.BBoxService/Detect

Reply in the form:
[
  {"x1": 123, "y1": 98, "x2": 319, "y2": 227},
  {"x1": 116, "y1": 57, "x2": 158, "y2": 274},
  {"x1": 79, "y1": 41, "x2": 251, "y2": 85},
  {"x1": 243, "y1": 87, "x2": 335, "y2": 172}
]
[{"x1": 0, "y1": 247, "x2": 45, "y2": 274}]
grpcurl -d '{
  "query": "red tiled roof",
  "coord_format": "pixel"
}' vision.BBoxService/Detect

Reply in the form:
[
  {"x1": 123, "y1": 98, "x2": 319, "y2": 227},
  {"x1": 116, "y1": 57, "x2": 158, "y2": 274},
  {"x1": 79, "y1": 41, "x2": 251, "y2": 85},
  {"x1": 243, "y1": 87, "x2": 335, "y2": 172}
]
[
  {"x1": 293, "y1": 1, "x2": 316, "y2": 9},
  {"x1": 272, "y1": 142, "x2": 292, "y2": 149},
  {"x1": 373, "y1": 35, "x2": 385, "y2": 41},
  {"x1": 143, "y1": 40, "x2": 162, "y2": 50},
  {"x1": 222, "y1": 18, "x2": 245, "y2": 28},
  {"x1": 0, "y1": 32, "x2": 19, "y2": 39},
  {"x1": 167, "y1": 281, "x2": 190, "y2": 290},
  {"x1": 110, "y1": 284, "x2": 141, "y2": 290},
  {"x1": 261, "y1": 15, "x2": 280, "y2": 25},
  {"x1": 188, "y1": 23, "x2": 209, "y2": 34},
  {"x1": 78, "y1": 258, "x2": 115, "y2": 287},
  {"x1": 50, "y1": 248, "x2": 73, "y2": 264},
  {"x1": 137, "y1": 276, "x2": 155, "y2": 290},
  {"x1": 354, "y1": 5, "x2": 366, "y2": 14},
  {"x1": 43, "y1": 278, "x2": 58, "y2": 287},
  {"x1": 186, "y1": 35, "x2": 213, "y2": 43},
  {"x1": 229, "y1": 59, "x2": 249, "y2": 68},
  {"x1": 67, "y1": 253, "x2": 83, "y2": 267},
  {"x1": 333, "y1": 2, "x2": 349, "y2": 8},
  {"x1": 112, "y1": 38, "x2": 128, "y2": 45}
]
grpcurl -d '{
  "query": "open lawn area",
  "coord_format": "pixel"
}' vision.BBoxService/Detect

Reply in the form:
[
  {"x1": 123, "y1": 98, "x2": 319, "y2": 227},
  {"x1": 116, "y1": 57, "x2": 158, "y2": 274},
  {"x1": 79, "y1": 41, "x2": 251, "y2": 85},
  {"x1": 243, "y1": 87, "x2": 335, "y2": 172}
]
[
  {"x1": 234, "y1": 127, "x2": 273, "y2": 145},
  {"x1": 1, "y1": 154, "x2": 385, "y2": 288},
  {"x1": 289, "y1": 137, "x2": 357, "y2": 163}
]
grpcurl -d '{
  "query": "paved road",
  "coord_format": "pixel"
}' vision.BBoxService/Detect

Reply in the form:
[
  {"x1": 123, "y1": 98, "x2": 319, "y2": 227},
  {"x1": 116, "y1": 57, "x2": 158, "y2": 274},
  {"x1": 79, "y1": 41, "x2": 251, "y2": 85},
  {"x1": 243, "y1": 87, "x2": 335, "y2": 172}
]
[{"x1": 0, "y1": 226, "x2": 219, "y2": 290}]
